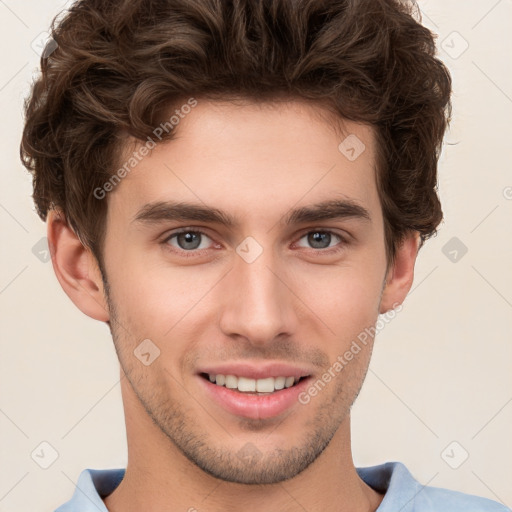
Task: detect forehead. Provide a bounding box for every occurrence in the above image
[109,99,380,226]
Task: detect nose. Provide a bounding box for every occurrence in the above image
[218,249,297,347]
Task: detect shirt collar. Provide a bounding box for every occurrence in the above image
[57,461,421,511]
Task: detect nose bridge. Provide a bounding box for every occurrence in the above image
[218,246,295,344]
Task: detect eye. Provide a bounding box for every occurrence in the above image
[163,229,214,253]
[295,230,346,252]
[161,228,348,258]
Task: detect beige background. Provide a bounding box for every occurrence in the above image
[1,0,511,510]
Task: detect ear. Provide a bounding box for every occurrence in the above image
[379,231,420,314]
[47,209,109,322]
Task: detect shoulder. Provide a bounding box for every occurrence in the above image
[54,468,125,512]
[417,483,510,511]
[356,461,510,512]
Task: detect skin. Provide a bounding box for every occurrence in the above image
[48,99,419,512]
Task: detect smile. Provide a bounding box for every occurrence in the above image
[201,373,308,394]
[197,373,313,420]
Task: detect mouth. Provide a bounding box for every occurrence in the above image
[197,371,313,420]
[199,372,310,395]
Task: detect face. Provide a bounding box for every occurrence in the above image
[101,99,392,484]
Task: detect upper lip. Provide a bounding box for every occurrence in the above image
[197,362,313,381]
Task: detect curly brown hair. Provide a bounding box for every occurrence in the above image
[20,0,451,269]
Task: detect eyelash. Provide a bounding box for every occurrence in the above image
[160,228,349,258]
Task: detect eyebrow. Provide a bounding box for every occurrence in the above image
[131,198,372,228]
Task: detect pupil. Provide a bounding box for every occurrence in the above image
[309,231,330,249]
[178,232,201,250]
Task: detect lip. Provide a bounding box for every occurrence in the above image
[196,361,313,381]
[197,373,313,420]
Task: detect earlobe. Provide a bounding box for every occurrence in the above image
[379,231,420,315]
[47,209,110,322]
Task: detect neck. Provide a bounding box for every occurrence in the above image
[104,370,383,512]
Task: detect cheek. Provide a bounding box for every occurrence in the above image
[295,263,383,330]
[105,257,219,341]
[312,274,380,389]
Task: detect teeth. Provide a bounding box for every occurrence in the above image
[239,376,256,392]
[207,374,303,393]
[255,377,273,393]
[225,375,237,389]
[274,376,286,390]
[285,376,295,388]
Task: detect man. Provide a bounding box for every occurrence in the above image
[20,0,508,510]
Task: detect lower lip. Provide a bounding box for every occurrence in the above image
[197,375,312,420]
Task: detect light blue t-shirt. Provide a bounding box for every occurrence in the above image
[55,461,510,511]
